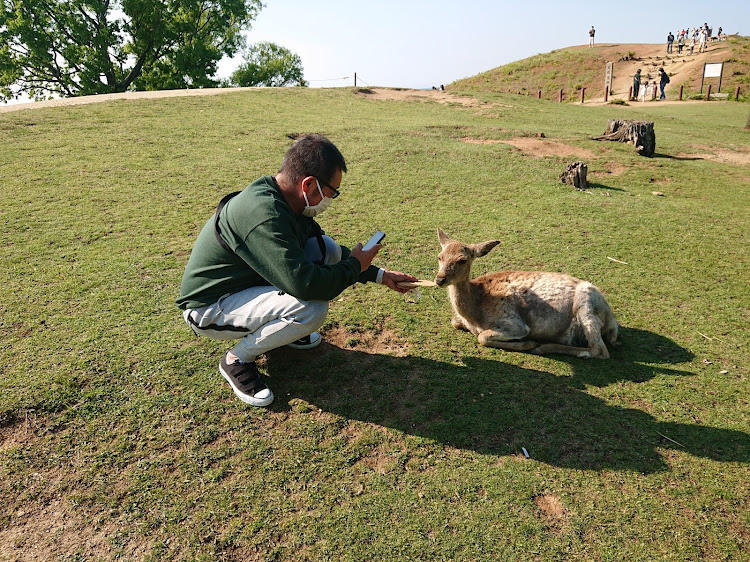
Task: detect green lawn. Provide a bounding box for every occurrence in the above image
[1,88,748,560]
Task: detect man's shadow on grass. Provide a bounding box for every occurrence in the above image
[265,327,749,473]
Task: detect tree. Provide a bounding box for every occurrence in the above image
[229,41,306,87]
[0,0,264,101]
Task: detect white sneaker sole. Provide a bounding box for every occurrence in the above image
[287,331,322,350]
[219,365,274,407]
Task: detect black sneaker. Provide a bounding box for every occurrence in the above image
[219,353,274,407]
[287,331,322,350]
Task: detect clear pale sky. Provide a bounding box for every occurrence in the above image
[220,0,747,89]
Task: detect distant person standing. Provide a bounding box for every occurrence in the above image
[589,26,595,48]
[666,32,674,54]
[633,69,642,100]
[677,33,685,54]
[658,68,670,100]
[698,28,707,52]
[639,81,650,103]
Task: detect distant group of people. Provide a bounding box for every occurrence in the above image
[632,67,670,102]
[667,24,722,55]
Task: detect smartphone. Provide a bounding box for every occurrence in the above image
[362,231,385,251]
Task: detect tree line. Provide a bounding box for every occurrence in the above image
[0,0,306,102]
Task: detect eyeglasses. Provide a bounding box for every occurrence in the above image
[317,178,341,199]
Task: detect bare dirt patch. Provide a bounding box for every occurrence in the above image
[601,162,628,175]
[677,145,750,165]
[534,493,569,531]
[318,323,410,356]
[460,137,506,145]
[497,137,597,159]
[0,505,152,560]
[0,421,153,560]
[354,87,484,108]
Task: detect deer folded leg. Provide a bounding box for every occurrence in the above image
[530,343,596,358]
[478,329,538,350]
[451,315,471,332]
[576,300,611,358]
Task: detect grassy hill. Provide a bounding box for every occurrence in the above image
[1,87,749,559]
[450,35,750,102]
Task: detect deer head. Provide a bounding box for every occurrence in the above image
[434,228,500,287]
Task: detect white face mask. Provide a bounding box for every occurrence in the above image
[301,179,333,217]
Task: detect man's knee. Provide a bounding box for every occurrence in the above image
[300,299,329,330]
[304,235,341,265]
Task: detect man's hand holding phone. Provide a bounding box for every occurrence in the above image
[350,231,385,272]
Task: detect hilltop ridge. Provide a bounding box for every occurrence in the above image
[449,36,750,102]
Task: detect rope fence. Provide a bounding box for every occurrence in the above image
[305,73,371,87]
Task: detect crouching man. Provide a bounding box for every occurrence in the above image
[177,134,416,406]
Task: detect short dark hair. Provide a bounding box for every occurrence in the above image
[280,134,347,185]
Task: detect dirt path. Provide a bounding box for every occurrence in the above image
[0,85,472,114]
[580,40,734,103]
[0,87,269,114]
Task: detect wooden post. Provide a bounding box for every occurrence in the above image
[354,73,357,87]
[538,90,542,99]
[581,88,586,103]
[604,86,609,102]
[559,89,563,102]
[679,85,684,101]
[735,86,741,101]
[705,84,711,101]
[629,86,633,100]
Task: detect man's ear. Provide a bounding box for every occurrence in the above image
[300,176,317,194]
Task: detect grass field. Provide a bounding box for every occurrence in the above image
[1,87,748,560]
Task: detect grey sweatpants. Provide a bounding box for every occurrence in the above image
[183,236,341,362]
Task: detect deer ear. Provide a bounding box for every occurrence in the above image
[437,228,451,248]
[472,240,500,257]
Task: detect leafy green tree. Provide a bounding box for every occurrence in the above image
[229,41,306,87]
[0,0,264,101]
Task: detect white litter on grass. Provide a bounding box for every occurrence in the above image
[607,256,628,264]
[522,447,530,458]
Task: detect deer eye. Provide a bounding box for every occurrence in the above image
[457,258,468,265]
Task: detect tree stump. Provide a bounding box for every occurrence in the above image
[593,119,656,157]
[559,161,588,190]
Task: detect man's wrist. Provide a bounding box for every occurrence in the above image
[376,268,386,284]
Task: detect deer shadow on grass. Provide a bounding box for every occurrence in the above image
[265,327,749,473]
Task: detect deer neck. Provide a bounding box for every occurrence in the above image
[447,280,479,320]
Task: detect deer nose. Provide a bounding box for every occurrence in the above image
[435,276,446,287]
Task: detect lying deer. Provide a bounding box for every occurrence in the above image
[435,228,618,358]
